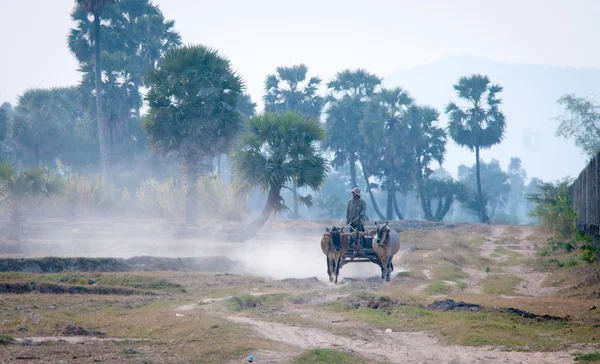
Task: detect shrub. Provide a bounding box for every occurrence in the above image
[527,178,577,241]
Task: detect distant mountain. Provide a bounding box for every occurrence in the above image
[383,55,600,182]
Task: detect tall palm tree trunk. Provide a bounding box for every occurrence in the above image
[292,183,298,218]
[184,156,199,226]
[392,193,404,220]
[475,146,488,223]
[386,160,394,220]
[93,11,109,182]
[361,165,385,220]
[253,187,280,228]
[349,154,358,188]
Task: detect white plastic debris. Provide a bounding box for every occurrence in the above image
[385,328,393,333]
[176,314,185,317]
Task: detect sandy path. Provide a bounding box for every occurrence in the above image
[502,265,562,297]
[227,315,574,364]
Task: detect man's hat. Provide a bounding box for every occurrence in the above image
[350,187,361,196]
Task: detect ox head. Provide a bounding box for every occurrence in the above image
[374,221,390,244]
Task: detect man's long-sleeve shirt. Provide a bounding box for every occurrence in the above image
[346,197,367,225]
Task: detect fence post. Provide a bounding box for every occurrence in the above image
[597,153,600,235]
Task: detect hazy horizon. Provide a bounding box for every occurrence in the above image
[2,0,598,183]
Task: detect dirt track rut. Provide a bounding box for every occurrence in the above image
[227,315,574,364]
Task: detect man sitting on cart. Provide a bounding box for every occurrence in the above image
[346,188,367,254]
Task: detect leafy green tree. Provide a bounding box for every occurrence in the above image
[10,88,93,169]
[143,45,244,226]
[410,106,447,180]
[362,87,414,220]
[555,94,600,157]
[0,162,65,241]
[526,178,576,241]
[324,69,381,189]
[264,64,324,120]
[458,159,510,220]
[405,105,452,221]
[418,178,466,222]
[11,89,68,166]
[446,74,506,223]
[70,0,116,181]
[78,51,143,165]
[263,64,324,217]
[69,0,181,174]
[232,112,329,228]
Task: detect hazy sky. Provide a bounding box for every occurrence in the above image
[1,0,599,180]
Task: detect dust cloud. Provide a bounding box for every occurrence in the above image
[226,230,406,282]
[3,218,404,282]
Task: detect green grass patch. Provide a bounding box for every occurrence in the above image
[0,272,185,293]
[481,274,522,296]
[227,293,287,312]
[432,263,469,282]
[491,247,529,266]
[95,274,185,293]
[0,334,15,345]
[320,300,355,313]
[574,353,600,363]
[426,281,449,295]
[295,348,364,364]
[457,282,468,290]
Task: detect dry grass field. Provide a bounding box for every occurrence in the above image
[1,218,599,363]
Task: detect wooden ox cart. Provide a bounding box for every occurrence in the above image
[321,223,400,283]
[339,231,380,267]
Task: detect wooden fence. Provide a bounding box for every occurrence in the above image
[570,152,600,239]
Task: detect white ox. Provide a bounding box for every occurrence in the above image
[372,222,400,281]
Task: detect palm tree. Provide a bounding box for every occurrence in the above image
[143,45,244,226]
[418,178,466,222]
[264,64,324,120]
[232,112,329,228]
[11,89,68,166]
[69,0,181,173]
[0,162,65,241]
[407,105,448,220]
[446,74,506,223]
[78,51,142,166]
[324,69,383,218]
[263,64,324,217]
[362,87,414,220]
[112,0,182,113]
[71,0,116,181]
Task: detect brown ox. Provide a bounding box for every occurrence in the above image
[320,226,349,283]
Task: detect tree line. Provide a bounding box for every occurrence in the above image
[1,0,546,228]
